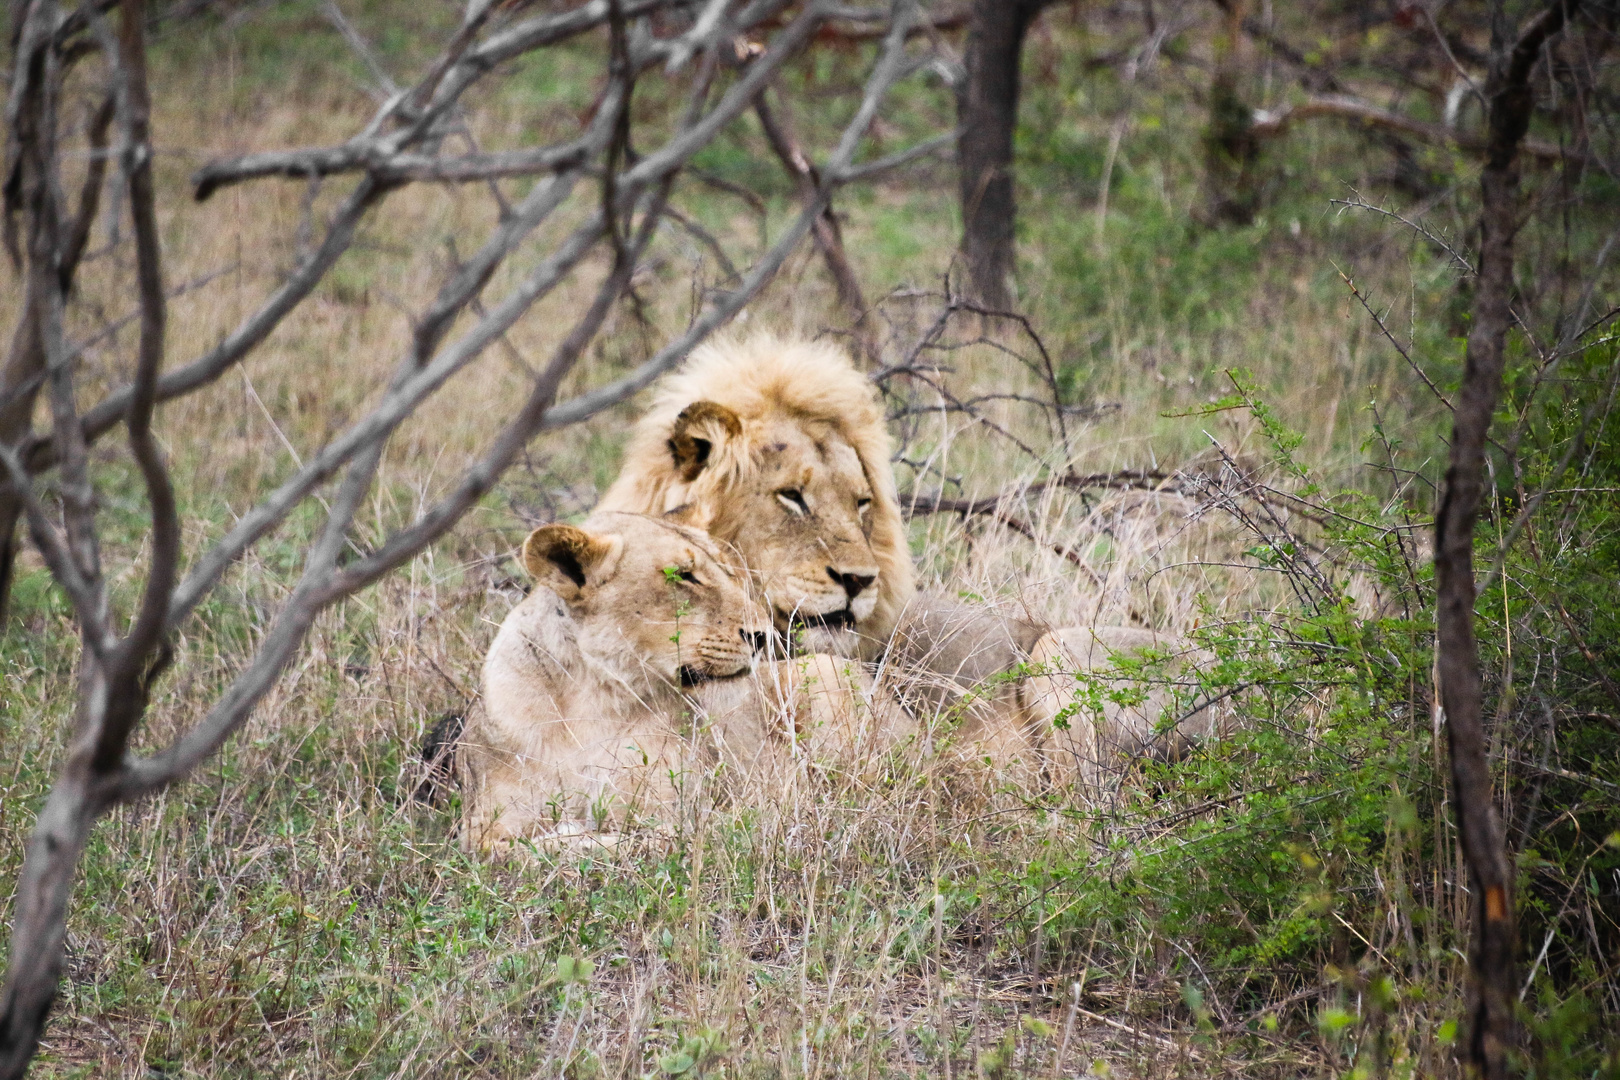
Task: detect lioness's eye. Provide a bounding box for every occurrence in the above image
[856,497,872,517]
[776,489,809,515]
[663,565,702,586]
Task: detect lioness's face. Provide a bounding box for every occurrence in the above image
[523,514,770,688]
[693,418,883,657]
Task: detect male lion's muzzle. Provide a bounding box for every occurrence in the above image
[679,664,751,687]
[796,608,856,630]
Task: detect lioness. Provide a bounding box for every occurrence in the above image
[459,512,770,850]
[597,335,914,661]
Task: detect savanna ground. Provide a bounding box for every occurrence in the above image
[3,3,1619,1077]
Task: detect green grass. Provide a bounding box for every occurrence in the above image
[5,3,1620,1077]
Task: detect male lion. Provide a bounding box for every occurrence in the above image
[597,335,914,661]
[598,335,1201,790]
[459,512,770,850]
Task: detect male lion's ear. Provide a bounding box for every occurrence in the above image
[521,524,625,602]
[667,401,742,483]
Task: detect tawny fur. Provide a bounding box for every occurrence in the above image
[888,599,1210,795]
[886,594,1050,782]
[695,652,915,783]
[459,513,770,851]
[1019,626,1213,796]
[598,335,915,661]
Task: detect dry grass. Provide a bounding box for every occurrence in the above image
[0,7,1471,1078]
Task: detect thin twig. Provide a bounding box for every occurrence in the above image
[1333,263,1453,411]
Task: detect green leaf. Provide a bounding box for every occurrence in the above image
[1317,1006,1355,1034]
[658,1050,696,1074]
[1021,1015,1056,1039]
[556,955,594,984]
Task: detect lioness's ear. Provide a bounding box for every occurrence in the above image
[667,401,742,483]
[521,524,625,602]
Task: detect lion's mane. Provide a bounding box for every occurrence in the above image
[601,335,915,658]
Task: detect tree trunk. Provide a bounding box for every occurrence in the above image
[1201,0,1260,226]
[956,0,1049,309]
[0,314,45,626]
[1,74,112,626]
[0,738,113,1079]
[1433,4,1576,1077]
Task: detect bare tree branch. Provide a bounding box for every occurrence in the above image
[0,0,118,1063]
[0,445,111,655]
[23,176,389,475]
[901,488,1105,583]
[830,129,953,183]
[1333,264,1454,411]
[96,0,178,769]
[188,0,779,201]
[0,4,940,1071]
[191,130,598,192]
[24,2,823,480]
[320,0,400,101]
[541,185,828,429]
[58,92,114,289]
[0,0,95,622]
[164,179,601,633]
[1250,91,1576,163]
[754,83,867,315]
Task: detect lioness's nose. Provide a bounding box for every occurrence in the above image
[827,567,876,599]
[742,629,771,654]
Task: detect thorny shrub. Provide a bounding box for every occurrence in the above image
[1008,361,1620,1077]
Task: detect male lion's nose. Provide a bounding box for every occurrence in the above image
[742,629,771,654]
[827,567,876,600]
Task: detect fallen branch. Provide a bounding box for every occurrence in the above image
[904,490,1099,581]
[898,469,1197,583]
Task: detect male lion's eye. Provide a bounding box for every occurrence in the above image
[663,566,703,586]
[856,498,872,517]
[776,489,809,515]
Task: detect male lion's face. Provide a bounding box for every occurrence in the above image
[667,405,884,657]
[523,513,770,688]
